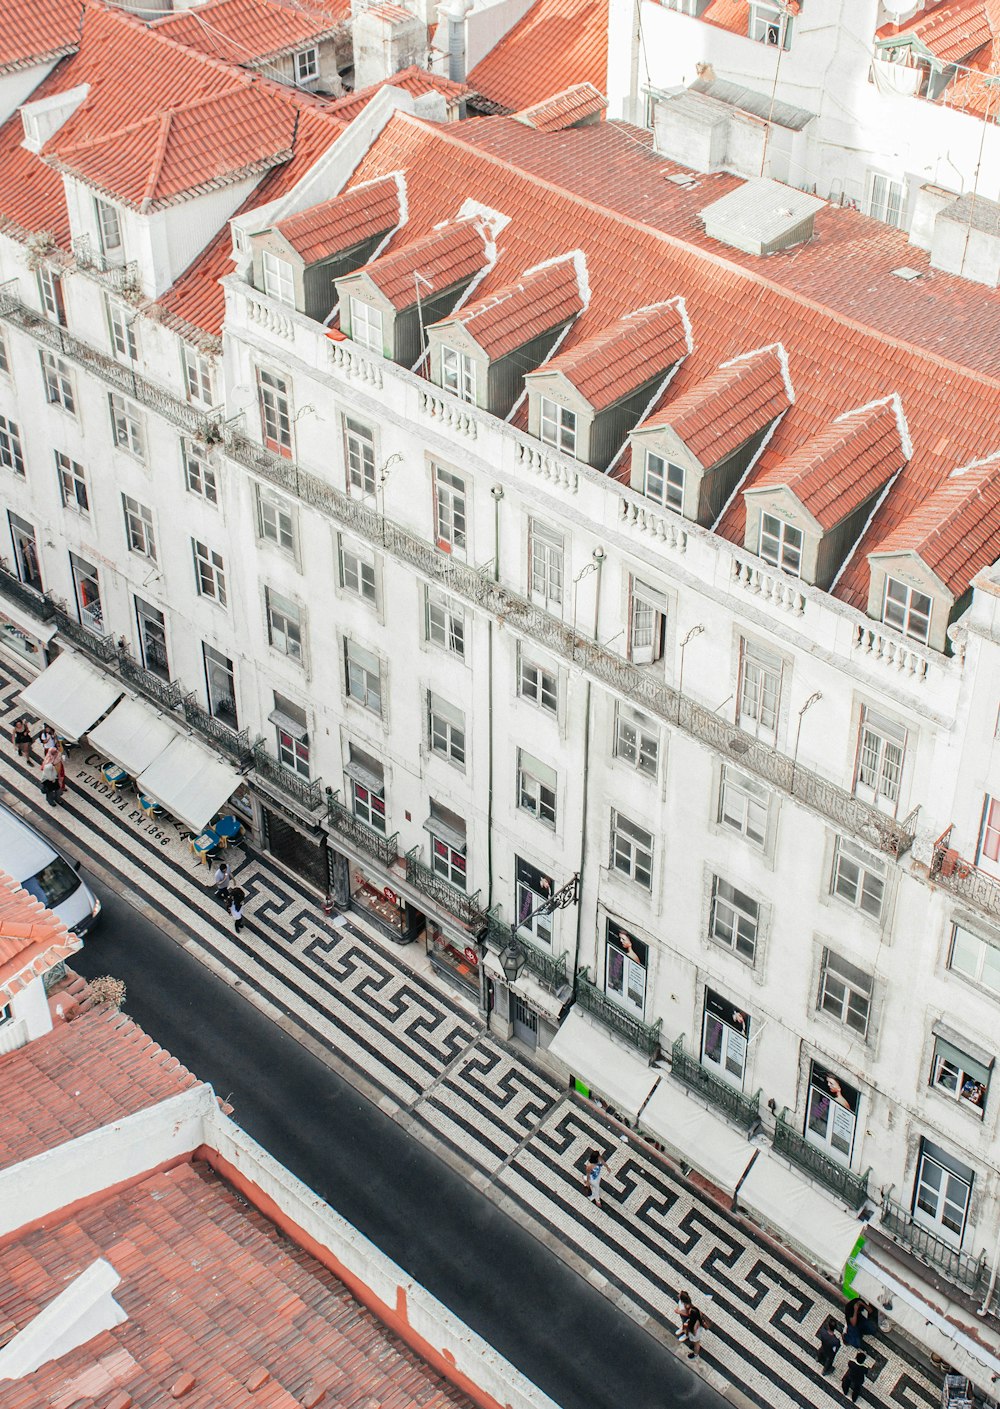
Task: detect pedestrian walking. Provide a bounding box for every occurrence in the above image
[38,723,55,755]
[675,1290,693,1340]
[842,1352,867,1402]
[213,861,232,906]
[54,740,67,793]
[685,1305,708,1361]
[817,1315,842,1375]
[584,1148,605,1208]
[12,717,35,767]
[40,755,59,806]
[228,885,246,933]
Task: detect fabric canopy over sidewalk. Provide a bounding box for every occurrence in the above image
[639,1077,757,1195]
[736,1149,866,1278]
[88,697,181,778]
[136,735,242,834]
[19,653,122,742]
[548,1009,659,1120]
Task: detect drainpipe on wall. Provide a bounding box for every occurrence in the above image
[572,547,605,995]
[486,485,503,914]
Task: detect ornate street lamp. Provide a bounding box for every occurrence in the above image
[498,872,582,984]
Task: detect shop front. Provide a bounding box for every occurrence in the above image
[427,919,483,1002]
[260,803,329,893]
[346,860,422,943]
[0,600,55,666]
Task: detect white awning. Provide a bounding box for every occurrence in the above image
[548,1009,659,1121]
[0,599,57,644]
[736,1149,866,1278]
[639,1078,757,1195]
[88,697,181,778]
[136,735,242,833]
[19,653,122,742]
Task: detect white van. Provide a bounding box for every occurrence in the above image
[0,800,101,935]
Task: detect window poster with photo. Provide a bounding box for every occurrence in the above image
[807,1062,860,1161]
[702,989,750,1086]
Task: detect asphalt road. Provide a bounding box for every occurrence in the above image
[74,885,728,1409]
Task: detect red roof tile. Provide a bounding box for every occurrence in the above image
[359,217,491,309]
[935,38,1000,115]
[0,0,82,75]
[0,871,80,1003]
[275,174,401,263]
[878,0,991,63]
[324,65,470,123]
[535,300,690,410]
[869,454,1000,593]
[466,0,608,111]
[515,82,607,130]
[433,253,585,359]
[698,0,750,37]
[748,399,908,530]
[153,0,348,65]
[640,345,791,466]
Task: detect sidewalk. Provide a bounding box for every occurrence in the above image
[0,655,938,1409]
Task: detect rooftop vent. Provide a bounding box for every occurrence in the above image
[666,172,699,188]
[891,266,923,280]
[699,177,825,256]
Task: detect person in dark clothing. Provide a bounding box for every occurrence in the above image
[229,886,246,933]
[845,1299,878,1348]
[12,718,35,767]
[817,1316,841,1374]
[842,1352,867,1402]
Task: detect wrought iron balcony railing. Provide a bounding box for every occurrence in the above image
[0,561,53,621]
[47,601,117,662]
[670,1035,761,1131]
[225,431,916,859]
[480,911,571,992]
[72,236,141,296]
[116,651,184,712]
[774,1110,870,1209]
[931,834,1000,923]
[252,741,324,814]
[575,968,662,1058]
[879,1195,988,1300]
[181,694,254,768]
[404,846,486,929]
[326,790,399,867]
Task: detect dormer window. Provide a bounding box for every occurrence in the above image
[749,1,792,47]
[184,345,215,406]
[38,267,66,327]
[882,576,931,644]
[262,251,294,307]
[294,47,319,85]
[759,513,802,576]
[540,398,576,457]
[95,199,124,265]
[351,298,383,354]
[644,452,685,512]
[442,346,476,404]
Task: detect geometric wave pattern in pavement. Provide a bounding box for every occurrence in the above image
[0,657,937,1409]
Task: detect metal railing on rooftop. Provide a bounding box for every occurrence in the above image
[670,1035,761,1130]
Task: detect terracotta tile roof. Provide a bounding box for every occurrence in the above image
[275,174,401,263]
[432,253,585,359]
[696,0,748,34]
[0,1161,474,1409]
[0,871,81,1004]
[0,1004,200,1170]
[515,82,607,131]
[325,65,470,123]
[639,345,792,466]
[466,0,608,112]
[153,0,348,65]
[878,0,991,63]
[534,300,690,411]
[365,1,416,21]
[748,399,908,530]
[360,217,492,309]
[0,0,82,75]
[869,454,1000,594]
[935,39,1000,115]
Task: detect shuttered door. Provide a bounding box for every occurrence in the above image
[262,807,328,893]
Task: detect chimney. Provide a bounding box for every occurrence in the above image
[930,193,1000,288]
[908,183,959,252]
[352,3,428,88]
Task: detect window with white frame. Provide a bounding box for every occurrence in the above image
[182,439,218,503]
[183,345,214,405]
[428,800,467,889]
[855,707,905,808]
[831,836,886,919]
[95,197,124,262]
[517,749,556,827]
[615,703,659,778]
[930,1034,990,1116]
[257,485,297,556]
[347,743,386,833]
[515,857,554,948]
[38,266,66,325]
[749,1,792,46]
[193,539,226,605]
[9,512,41,589]
[818,947,873,1036]
[339,534,377,604]
[610,811,653,889]
[258,368,292,455]
[122,494,156,560]
[0,416,24,476]
[204,643,236,724]
[425,586,465,656]
[109,393,145,459]
[719,765,769,845]
[350,297,383,354]
[949,922,1000,996]
[441,345,476,404]
[262,251,295,307]
[56,452,88,512]
[106,299,137,361]
[528,519,564,608]
[428,691,465,768]
[806,1062,860,1163]
[135,596,168,679]
[913,1139,973,1244]
[882,576,931,644]
[702,989,750,1088]
[644,451,685,512]
[629,578,666,665]
[265,587,303,660]
[294,46,319,83]
[710,877,760,961]
[344,417,376,495]
[866,171,906,229]
[40,351,74,413]
[759,512,803,576]
[738,640,781,739]
[518,648,558,713]
[539,397,577,456]
[433,464,467,553]
[345,638,381,714]
[272,693,309,777]
[70,552,102,634]
[605,919,648,1015]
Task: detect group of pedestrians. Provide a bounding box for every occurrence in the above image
[13,717,66,806]
[212,861,246,932]
[816,1297,879,1401]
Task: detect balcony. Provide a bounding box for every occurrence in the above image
[404,847,486,930]
[224,430,917,860]
[72,236,142,297]
[931,832,1000,923]
[670,1035,761,1131]
[575,968,662,1058]
[326,790,399,867]
[252,741,324,815]
[47,601,116,662]
[879,1195,990,1303]
[773,1110,870,1210]
[0,561,53,622]
[117,651,184,713]
[182,695,254,768]
[481,912,571,993]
